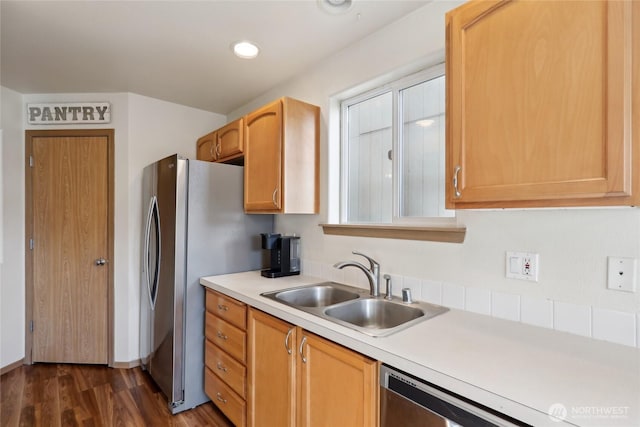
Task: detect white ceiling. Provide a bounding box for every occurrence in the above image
[1,0,429,115]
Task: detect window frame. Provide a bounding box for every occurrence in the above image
[339,63,455,226]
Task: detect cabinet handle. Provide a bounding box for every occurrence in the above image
[217,304,229,312]
[209,142,215,159]
[216,392,227,404]
[271,188,278,207]
[216,330,228,340]
[299,336,307,363]
[453,165,462,198]
[216,362,227,372]
[216,141,222,157]
[284,328,293,355]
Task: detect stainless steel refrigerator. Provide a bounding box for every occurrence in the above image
[139,154,273,414]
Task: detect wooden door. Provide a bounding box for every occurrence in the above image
[247,309,296,427]
[28,131,111,364]
[244,100,282,212]
[446,0,634,208]
[297,331,378,427]
[216,118,244,162]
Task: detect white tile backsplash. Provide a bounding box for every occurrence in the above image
[325,263,345,283]
[308,261,638,348]
[421,279,442,305]
[342,266,368,289]
[491,292,520,321]
[638,313,640,349]
[520,297,553,329]
[592,308,637,347]
[302,259,322,279]
[442,282,465,309]
[554,301,592,338]
[465,288,491,315]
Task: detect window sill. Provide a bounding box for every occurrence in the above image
[320,223,466,243]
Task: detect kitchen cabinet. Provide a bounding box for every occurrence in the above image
[244,97,319,214]
[205,289,248,427]
[215,118,244,164]
[196,130,216,162]
[247,308,378,427]
[196,118,244,164]
[446,0,639,208]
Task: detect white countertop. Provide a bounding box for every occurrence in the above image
[201,271,640,427]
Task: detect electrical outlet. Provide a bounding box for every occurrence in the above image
[506,252,539,282]
[607,257,636,292]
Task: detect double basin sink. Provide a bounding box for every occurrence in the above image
[261,282,448,337]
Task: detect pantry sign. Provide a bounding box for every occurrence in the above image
[27,102,111,124]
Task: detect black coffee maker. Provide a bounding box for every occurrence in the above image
[260,233,301,278]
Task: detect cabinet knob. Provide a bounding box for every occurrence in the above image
[217,304,229,312]
[216,392,227,404]
[216,330,228,341]
[216,362,227,372]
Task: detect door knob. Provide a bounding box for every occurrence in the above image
[95,258,108,266]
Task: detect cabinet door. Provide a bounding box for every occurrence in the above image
[196,131,216,162]
[447,0,634,207]
[247,309,296,427]
[216,118,244,163]
[244,100,282,212]
[298,331,378,427]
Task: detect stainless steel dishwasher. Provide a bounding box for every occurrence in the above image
[380,365,530,427]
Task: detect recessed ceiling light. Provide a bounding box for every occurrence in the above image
[317,0,353,15]
[232,41,260,59]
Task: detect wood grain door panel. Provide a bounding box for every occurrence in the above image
[31,135,109,364]
[297,331,377,427]
[447,0,634,206]
[244,100,282,211]
[247,309,296,427]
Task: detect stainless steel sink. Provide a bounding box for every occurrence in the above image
[324,299,424,329]
[268,282,361,307]
[261,282,448,337]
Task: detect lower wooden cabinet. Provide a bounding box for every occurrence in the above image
[247,308,378,427]
[205,289,248,427]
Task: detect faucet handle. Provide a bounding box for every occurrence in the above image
[352,251,379,270]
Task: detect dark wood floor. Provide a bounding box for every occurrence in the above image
[0,363,233,427]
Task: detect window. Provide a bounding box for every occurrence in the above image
[340,64,453,225]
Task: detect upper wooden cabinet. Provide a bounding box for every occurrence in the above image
[196,130,216,162]
[244,97,319,214]
[216,118,244,163]
[196,119,243,164]
[446,0,639,208]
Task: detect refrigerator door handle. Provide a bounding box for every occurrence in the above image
[144,195,161,310]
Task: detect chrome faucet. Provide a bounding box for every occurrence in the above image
[334,251,381,297]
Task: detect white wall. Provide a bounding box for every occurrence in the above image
[126,93,226,361]
[0,89,224,367]
[1,86,25,367]
[230,1,640,347]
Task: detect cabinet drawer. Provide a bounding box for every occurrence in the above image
[206,312,246,363]
[206,290,247,330]
[205,367,246,427]
[206,339,246,398]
